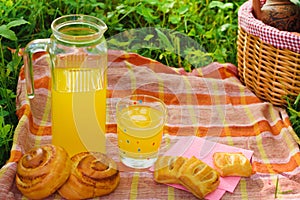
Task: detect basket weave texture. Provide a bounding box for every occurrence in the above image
[237,1,300,107]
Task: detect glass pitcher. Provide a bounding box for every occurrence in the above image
[24,15,108,156]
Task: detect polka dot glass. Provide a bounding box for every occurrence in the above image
[116,94,167,168]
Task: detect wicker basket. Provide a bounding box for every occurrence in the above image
[237,3,300,107]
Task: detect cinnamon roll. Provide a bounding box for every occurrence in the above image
[15,144,71,199]
[58,152,120,199]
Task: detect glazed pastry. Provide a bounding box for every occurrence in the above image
[154,156,187,184]
[58,152,120,199]
[15,144,71,199]
[178,156,220,199]
[213,152,253,177]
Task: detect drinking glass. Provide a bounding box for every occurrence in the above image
[116,94,167,168]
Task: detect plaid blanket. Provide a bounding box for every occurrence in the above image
[0,50,300,199]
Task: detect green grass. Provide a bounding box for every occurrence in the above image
[286,94,300,136]
[0,0,249,167]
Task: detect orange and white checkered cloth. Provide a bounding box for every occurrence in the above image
[1,50,300,199]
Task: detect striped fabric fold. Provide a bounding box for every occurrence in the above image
[0,49,300,199]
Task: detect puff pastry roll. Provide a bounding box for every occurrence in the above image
[213,152,253,177]
[178,156,220,199]
[154,156,187,184]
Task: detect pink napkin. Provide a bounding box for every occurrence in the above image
[155,136,254,200]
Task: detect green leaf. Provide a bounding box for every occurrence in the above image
[220,23,232,32]
[144,34,154,41]
[146,0,160,6]
[209,1,224,9]
[136,5,158,23]
[188,28,196,37]
[223,3,234,10]
[1,124,11,135]
[290,0,300,6]
[155,29,174,52]
[0,110,9,117]
[178,5,189,15]
[0,25,9,33]
[204,29,214,39]
[209,1,233,10]
[169,15,181,24]
[214,47,227,62]
[107,38,131,47]
[159,1,175,13]
[294,93,300,107]
[6,19,29,29]
[0,25,17,41]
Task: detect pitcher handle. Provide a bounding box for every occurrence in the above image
[24,39,50,99]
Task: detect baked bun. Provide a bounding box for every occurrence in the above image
[58,152,120,199]
[213,152,253,177]
[154,156,187,184]
[15,144,71,199]
[178,156,220,199]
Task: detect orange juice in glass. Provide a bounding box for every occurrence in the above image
[23,15,108,156]
[116,95,167,168]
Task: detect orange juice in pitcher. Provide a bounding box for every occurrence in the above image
[24,15,108,156]
[51,68,107,156]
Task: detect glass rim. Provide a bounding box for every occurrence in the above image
[51,14,107,44]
